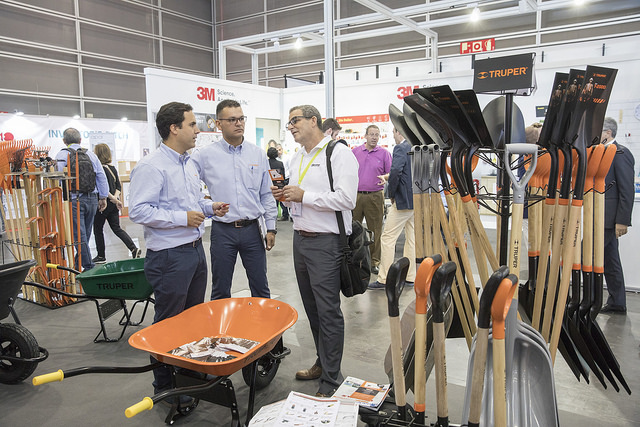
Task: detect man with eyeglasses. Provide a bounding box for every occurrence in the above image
[272,105,358,397]
[191,99,278,301]
[352,124,392,275]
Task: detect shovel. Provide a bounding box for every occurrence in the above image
[413,254,442,425]
[490,273,519,427]
[462,265,509,427]
[429,261,456,427]
[384,257,411,420]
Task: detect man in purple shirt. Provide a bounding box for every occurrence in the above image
[352,124,392,274]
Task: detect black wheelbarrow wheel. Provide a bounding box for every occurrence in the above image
[241,353,280,390]
[0,323,40,384]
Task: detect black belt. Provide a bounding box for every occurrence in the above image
[296,230,335,238]
[177,238,202,248]
[358,190,382,194]
[220,219,258,228]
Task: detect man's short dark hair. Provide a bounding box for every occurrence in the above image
[322,118,342,133]
[62,128,82,145]
[602,117,617,139]
[267,147,279,160]
[289,105,322,130]
[216,99,241,117]
[156,102,192,141]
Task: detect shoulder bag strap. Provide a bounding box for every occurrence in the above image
[326,140,348,247]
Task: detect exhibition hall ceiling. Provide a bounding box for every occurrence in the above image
[0,0,638,119]
[217,0,640,85]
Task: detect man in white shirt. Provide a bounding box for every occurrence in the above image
[271,105,358,397]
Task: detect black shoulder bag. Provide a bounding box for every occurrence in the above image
[326,140,373,297]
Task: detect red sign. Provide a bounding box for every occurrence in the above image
[460,38,495,55]
[336,114,390,124]
[196,86,215,101]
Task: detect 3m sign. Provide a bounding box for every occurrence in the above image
[196,86,216,101]
[460,38,495,55]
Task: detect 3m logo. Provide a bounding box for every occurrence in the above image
[477,72,489,79]
[196,87,215,101]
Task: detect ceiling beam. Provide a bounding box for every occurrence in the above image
[353,0,438,38]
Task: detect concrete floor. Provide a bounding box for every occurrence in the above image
[1,217,638,426]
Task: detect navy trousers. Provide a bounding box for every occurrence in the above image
[604,228,626,308]
[209,221,269,300]
[71,193,98,271]
[144,240,208,393]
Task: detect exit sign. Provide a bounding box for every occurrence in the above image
[460,38,495,54]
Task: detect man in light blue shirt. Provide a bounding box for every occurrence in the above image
[191,99,278,300]
[55,128,109,271]
[129,101,228,397]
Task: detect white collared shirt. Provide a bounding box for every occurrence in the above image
[289,136,359,234]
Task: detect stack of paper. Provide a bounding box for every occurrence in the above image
[331,376,391,411]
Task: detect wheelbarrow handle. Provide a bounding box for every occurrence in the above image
[32,369,64,385]
[46,263,81,275]
[125,397,154,418]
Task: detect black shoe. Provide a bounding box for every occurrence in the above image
[92,256,106,264]
[600,304,626,314]
[371,266,379,275]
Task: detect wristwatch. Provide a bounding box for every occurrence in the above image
[267,229,277,235]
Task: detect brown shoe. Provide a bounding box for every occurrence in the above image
[295,364,322,380]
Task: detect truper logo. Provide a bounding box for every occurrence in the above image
[477,67,529,80]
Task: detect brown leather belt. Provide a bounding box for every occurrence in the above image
[177,238,202,248]
[358,190,382,194]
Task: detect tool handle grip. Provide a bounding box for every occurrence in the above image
[45,263,80,275]
[32,369,64,385]
[125,397,153,418]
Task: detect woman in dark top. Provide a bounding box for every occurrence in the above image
[267,146,289,221]
[92,143,141,263]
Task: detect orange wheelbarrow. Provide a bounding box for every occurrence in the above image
[33,297,297,425]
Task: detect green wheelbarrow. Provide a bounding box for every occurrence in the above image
[25,258,154,343]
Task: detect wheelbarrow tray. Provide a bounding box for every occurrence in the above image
[128,297,298,377]
[77,258,151,300]
[1,260,37,320]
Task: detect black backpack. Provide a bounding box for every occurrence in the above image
[63,147,96,194]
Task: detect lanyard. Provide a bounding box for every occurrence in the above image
[298,142,328,185]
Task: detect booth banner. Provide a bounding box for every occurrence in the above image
[0,113,146,161]
[473,52,536,95]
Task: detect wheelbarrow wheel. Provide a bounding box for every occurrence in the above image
[0,323,40,384]
[241,354,279,390]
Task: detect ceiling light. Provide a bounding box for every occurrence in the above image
[14,110,24,115]
[73,114,80,119]
[470,6,481,22]
[121,117,128,122]
[271,37,280,49]
[294,34,302,49]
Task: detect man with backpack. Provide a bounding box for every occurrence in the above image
[55,127,109,271]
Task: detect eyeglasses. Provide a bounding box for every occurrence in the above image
[286,115,309,128]
[218,116,247,124]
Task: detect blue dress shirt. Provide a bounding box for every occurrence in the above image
[129,144,214,251]
[190,139,277,231]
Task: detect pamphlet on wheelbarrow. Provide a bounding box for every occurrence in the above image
[170,336,259,363]
[331,376,391,410]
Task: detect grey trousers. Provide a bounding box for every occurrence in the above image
[293,231,344,394]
